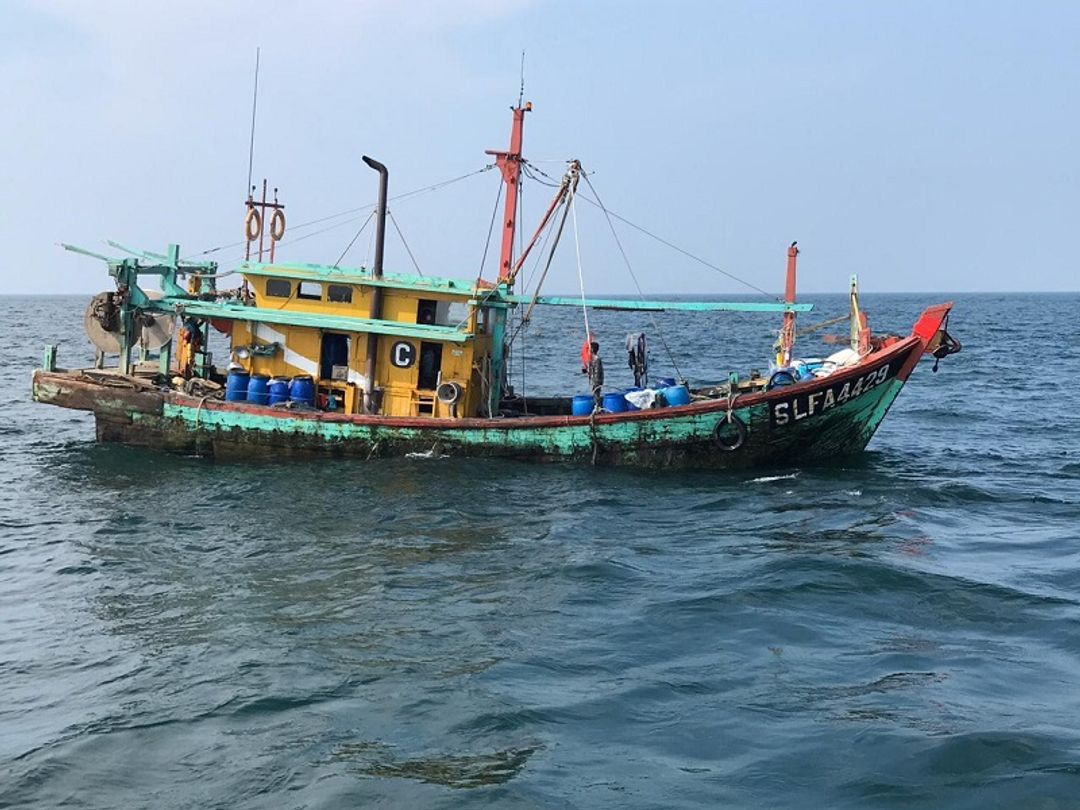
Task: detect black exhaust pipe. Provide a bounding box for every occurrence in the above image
[362,156,388,280]
[362,156,388,412]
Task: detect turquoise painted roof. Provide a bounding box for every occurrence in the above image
[238,262,489,298]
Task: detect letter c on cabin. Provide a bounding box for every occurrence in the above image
[391,341,416,368]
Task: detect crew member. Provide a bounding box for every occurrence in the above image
[584,341,604,406]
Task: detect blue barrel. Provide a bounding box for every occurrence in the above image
[657,376,677,388]
[267,377,290,405]
[289,375,315,406]
[225,369,250,402]
[624,386,642,411]
[246,374,270,405]
[571,394,595,416]
[662,384,691,407]
[602,392,628,413]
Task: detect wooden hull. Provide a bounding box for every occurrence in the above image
[32,336,927,469]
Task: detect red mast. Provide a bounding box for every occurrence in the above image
[486,102,531,284]
[777,241,799,367]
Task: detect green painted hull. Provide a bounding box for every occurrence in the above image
[32,337,922,469]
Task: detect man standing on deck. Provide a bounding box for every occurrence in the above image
[585,341,604,407]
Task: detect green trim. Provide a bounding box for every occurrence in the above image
[504,295,813,313]
[159,299,473,343]
[239,262,485,297]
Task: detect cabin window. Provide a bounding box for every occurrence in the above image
[446,302,470,328]
[298,281,323,300]
[327,284,353,303]
[416,299,438,325]
[265,279,291,298]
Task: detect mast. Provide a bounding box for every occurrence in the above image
[486,101,531,284]
[480,102,530,416]
[777,241,799,367]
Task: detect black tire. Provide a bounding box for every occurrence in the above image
[714,414,747,451]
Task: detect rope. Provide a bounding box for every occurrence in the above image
[387,209,424,276]
[569,184,591,347]
[582,171,684,382]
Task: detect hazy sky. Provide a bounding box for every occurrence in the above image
[2,0,1077,296]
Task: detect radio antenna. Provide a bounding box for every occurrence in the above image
[518,50,526,108]
[246,47,261,195]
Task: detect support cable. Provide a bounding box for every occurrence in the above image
[523,161,776,299]
[582,171,684,382]
[387,209,424,276]
[476,179,504,281]
[331,209,375,268]
[187,164,495,261]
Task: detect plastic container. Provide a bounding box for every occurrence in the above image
[623,387,642,411]
[246,374,270,405]
[602,392,628,413]
[225,369,250,402]
[289,375,316,406]
[571,394,595,416]
[766,369,798,391]
[662,384,691,407]
[267,378,290,405]
[657,376,677,388]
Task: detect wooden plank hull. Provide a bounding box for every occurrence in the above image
[32,336,925,469]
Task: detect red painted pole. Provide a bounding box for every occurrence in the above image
[486,102,530,284]
[778,242,799,366]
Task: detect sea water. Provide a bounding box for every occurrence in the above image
[2,293,1079,808]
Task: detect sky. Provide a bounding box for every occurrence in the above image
[1,0,1077,297]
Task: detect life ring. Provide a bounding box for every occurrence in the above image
[244,208,262,242]
[270,208,286,242]
[714,414,747,451]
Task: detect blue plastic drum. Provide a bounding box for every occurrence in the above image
[289,375,315,406]
[662,384,691,407]
[246,374,270,405]
[267,378,290,405]
[657,376,677,388]
[571,394,595,416]
[602,392,628,413]
[623,387,642,411]
[225,369,250,402]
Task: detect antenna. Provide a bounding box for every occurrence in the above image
[518,50,526,108]
[246,47,260,195]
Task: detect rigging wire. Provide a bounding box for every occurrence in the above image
[581,171,684,381]
[245,47,260,197]
[476,178,504,281]
[387,209,424,277]
[186,164,495,261]
[523,162,777,299]
[331,209,375,268]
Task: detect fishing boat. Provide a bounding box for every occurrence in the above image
[31,102,960,468]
